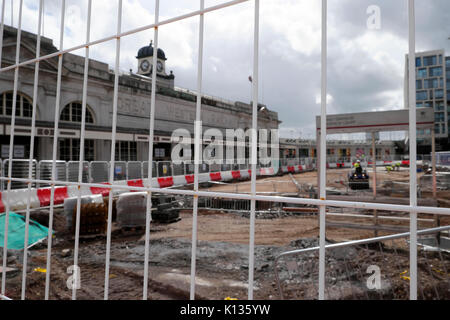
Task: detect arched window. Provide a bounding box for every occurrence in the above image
[59,102,95,161]
[60,102,94,123]
[0,91,34,118]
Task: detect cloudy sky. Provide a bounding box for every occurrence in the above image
[7,0,450,139]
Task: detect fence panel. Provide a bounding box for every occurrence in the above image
[274,226,450,300]
[172,162,185,176]
[3,159,37,189]
[143,161,157,178]
[113,161,127,181]
[67,161,90,183]
[90,161,109,183]
[127,161,143,180]
[38,160,67,187]
[157,161,172,177]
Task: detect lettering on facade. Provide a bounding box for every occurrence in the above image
[326,115,357,127]
[118,96,150,116]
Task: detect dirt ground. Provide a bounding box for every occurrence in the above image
[1,168,449,300]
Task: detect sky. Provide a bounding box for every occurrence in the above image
[7,0,450,140]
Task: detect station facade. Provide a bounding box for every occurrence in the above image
[0,26,280,163]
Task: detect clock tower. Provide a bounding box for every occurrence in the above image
[136,41,170,77]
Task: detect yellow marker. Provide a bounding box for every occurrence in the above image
[33,267,47,273]
[432,268,444,275]
[224,297,238,300]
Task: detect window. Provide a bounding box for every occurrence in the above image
[446,57,450,68]
[60,102,94,123]
[439,55,443,65]
[0,91,34,118]
[429,66,443,77]
[424,78,438,89]
[59,138,95,161]
[416,91,428,101]
[435,123,440,134]
[424,101,433,108]
[115,141,137,161]
[416,80,422,90]
[423,55,437,66]
[415,57,421,67]
[435,101,445,111]
[417,68,427,78]
[416,102,423,108]
[435,89,444,99]
[435,112,445,123]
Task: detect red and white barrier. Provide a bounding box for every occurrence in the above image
[0,167,277,213]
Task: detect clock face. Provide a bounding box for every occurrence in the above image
[140,60,150,72]
[157,60,163,72]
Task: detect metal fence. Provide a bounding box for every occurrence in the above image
[274,226,450,300]
[0,159,265,190]
[0,0,449,302]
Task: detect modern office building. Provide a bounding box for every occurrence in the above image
[405,49,450,153]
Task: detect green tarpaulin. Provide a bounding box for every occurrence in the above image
[0,212,49,250]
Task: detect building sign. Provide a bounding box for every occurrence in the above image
[2,145,25,158]
[316,109,434,134]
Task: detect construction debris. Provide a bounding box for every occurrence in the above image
[0,212,50,250]
[72,202,108,236]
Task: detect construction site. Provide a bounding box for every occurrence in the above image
[1,160,449,300]
[1,0,450,303]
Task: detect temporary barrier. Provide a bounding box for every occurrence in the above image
[38,160,67,187]
[90,162,109,183]
[127,161,143,180]
[2,159,37,190]
[114,161,127,181]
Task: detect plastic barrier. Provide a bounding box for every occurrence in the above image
[157,177,174,188]
[0,193,4,213]
[1,167,277,213]
[37,186,68,207]
[116,192,147,227]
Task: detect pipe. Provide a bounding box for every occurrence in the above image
[143,0,159,300]
[190,0,205,301]
[248,0,259,300]
[408,0,417,301]
[1,0,22,296]
[21,0,43,300]
[45,0,66,300]
[72,0,92,300]
[318,0,327,300]
[104,0,122,301]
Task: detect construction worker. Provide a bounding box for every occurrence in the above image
[354,160,362,175]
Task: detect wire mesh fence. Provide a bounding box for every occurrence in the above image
[274,226,450,300]
[0,0,449,301]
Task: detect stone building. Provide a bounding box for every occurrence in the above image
[0,26,280,162]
